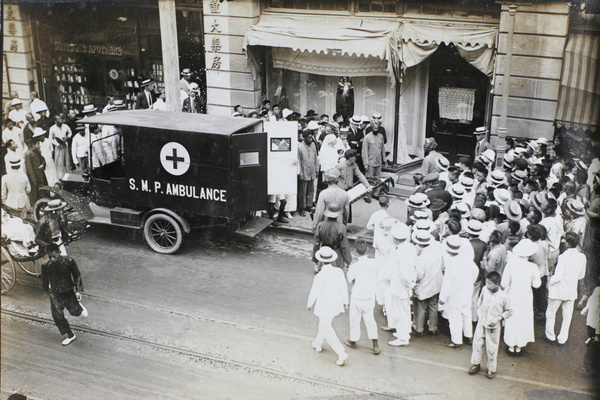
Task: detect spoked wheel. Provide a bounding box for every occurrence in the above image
[33,197,52,222]
[16,254,48,277]
[143,213,183,254]
[1,247,17,295]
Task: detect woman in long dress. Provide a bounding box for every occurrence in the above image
[39,129,59,186]
[502,239,541,354]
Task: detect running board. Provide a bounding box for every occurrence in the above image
[236,216,273,237]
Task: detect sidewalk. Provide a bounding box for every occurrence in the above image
[270,172,410,243]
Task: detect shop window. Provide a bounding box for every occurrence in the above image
[404,0,500,19]
[358,0,398,13]
[268,0,349,11]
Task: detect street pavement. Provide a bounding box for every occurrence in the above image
[1,225,598,400]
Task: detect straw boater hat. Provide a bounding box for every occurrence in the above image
[480,149,496,165]
[413,210,429,220]
[391,223,410,240]
[180,68,192,76]
[32,127,46,139]
[315,246,338,263]
[488,170,508,187]
[282,108,293,119]
[465,219,483,236]
[11,98,23,106]
[503,153,515,169]
[512,169,528,182]
[453,202,471,218]
[8,155,21,168]
[436,156,450,171]
[449,183,465,200]
[536,137,549,146]
[566,199,586,216]
[459,175,475,191]
[513,239,538,258]
[82,104,97,114]
[406,193,430,209]
[350,115,362,125]
[473,126,488,135]
[470,208,487,222]
[443,235,461,255]
[412,230,432,246]
[414,219,436,233]
[324,201,343,218]
[531,193,546,212]
[109,100,126,111]
[493,188,511,205]
[36,104,49,114]
[504,200,523,221]
[141,78,153,87]
[44,199,68,213]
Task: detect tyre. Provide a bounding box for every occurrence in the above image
[1,247,17,295]
[143,213,183,254]
[17,254,47,277]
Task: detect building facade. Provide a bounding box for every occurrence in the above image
[3,0,598,163]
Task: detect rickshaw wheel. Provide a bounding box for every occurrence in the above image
[16,254,47,277]
[1,247,17,295]
[144,213,183,254]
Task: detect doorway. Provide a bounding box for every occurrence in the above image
[425,44,491,163]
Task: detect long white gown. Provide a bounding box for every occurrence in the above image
[502,255,541,347]
[40,137,59,186]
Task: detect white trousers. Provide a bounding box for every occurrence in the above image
[471,322,501,373]
[387,297,411,342]
[444,305,473,344]
[349,297,378,341]
[314,316,345,356]
[545,298,574,344]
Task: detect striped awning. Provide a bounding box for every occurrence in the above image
[555,33,600,132]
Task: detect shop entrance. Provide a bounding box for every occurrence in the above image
[425,44,491,163]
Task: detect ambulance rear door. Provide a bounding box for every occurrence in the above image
[230,131,268,214]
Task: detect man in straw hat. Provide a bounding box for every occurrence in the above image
[71,125,89,173]
[439,235,478,349]
[307,246,349,366]
[23,128,47,204]
[312,168,349,231]
[35,199,69,255]
[468,271,512,380]
[412,229,444,337]
[182,82,202,113]
[501,239,541,355]
[473,126,492,159]
[564,199,587,251]
[41,243,88,346]
[2,154,31,211]
[344,239,381,355]
[8,98,28,126]
[312,201,352,272]
[385,223,417,346]
[546,232,587,345]
[135,79,155,109]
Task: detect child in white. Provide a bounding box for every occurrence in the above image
[307,246,350,366]
[344,239,380,354]
[469,271,513,379]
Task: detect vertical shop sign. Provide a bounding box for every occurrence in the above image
[209,0,221,13]
[209,19,223,71]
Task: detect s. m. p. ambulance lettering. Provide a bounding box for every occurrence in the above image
[128,178,226,202]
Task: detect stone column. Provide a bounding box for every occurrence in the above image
[158,0,181,112]
[203,0,261,116]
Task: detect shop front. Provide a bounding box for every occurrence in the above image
[244,13,498,165]
[19,1,205,115]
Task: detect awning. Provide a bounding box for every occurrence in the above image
[555,33,600,132]
[243,14,399,80]
[398,22,498,78]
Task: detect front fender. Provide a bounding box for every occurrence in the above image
[144,208,191,234]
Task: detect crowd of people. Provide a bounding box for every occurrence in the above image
[307,132,599,378]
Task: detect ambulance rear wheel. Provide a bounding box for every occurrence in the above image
[144,214,183,254]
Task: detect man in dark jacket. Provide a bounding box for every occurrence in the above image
[312,201,352,273]
[41,243,88,345]
[24,131,47,204]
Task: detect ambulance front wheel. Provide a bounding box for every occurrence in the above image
[144,213,183,254]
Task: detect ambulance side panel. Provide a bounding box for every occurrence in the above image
[230,132,268,214]
[121,126,233,218]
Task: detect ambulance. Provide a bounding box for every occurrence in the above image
[55,110,298,254]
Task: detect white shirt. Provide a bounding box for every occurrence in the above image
[2,126,25,155]
[414,242,444,300]
[548,248,586,300]
[8,109,28,125]
[72,133,89,163]
[347,255,378,300]
[540,214,564,252]
[49,124,71,147]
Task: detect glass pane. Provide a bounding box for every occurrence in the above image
[383,0,397,13]
[282,0,294,8]
[358,0,371,12]
[321,0,335,10]
[307,0,320,10]
[335,0,349,11]
[295,0,308,8]
[269,0,283,8]
[240,151,259,166]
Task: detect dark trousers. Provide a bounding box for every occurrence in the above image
[49,289,82,336]
[298,179,315,211]
[533,276,548,316]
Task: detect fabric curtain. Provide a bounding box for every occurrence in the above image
[555,33,600,132]
[271,48,389,77]
[398,61,429,161]
[353,76,396,160]
[398,23,497,78]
